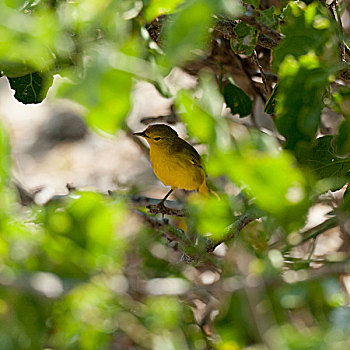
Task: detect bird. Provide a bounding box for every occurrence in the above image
[133,124,210,208]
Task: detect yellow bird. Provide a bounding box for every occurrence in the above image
[133,124,210,207]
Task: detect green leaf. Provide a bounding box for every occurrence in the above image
[163,0,214,66]
[264,82,279,114]
[273,2,338,71]
[224,83,252,118]
[8,72,53,104]
[0,123,11,191]
[242,0,260,9]
[144,0,185,21]
[343,185,350,211]
[0,4,59,72]
[208,132,310,231]
[275,54,330,156]
[332,87,350,118]
[335,119,350,155]
[42,192,127,277]
[301,136,350,183]
[58,66,133,134]
[176,90,216,143]
[258,7,277,29]
[231,23,258,56]
[272,2,340,159]
[189,195,232,241]
[87,70,133,134]
[144,296,182,330]
[0,60,36,78]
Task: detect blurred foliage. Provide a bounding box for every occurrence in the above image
[0,0,350,349]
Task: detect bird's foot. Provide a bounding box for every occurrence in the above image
[146,201,186,217]
[157,200,167,211]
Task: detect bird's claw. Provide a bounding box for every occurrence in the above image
[146,201,186,217]
[156,201,167,211]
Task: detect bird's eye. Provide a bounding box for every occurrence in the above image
[154,137,161,141]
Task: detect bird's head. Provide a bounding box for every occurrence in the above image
[133,124,178,147]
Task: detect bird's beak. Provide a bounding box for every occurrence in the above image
[133,131,149,138]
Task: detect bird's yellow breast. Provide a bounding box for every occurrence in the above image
[149,145,205,191]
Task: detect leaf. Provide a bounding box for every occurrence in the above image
[163,0,213,66]
[0,5,58,72]
[87,70,133,134]
[264,82,279,114]
[208,132,310,231]
[144,0,185,21]
[332,87,350,118]
[176,73,224,144]
[0,60,36,78]
[242,0,260,9]
[42,192,127,277]
[224,83,252,117]
[335,119,350,155]
[275,54,331,157]
[0,122,11,191]
[58,65,133,134]
[176,90,216,143]
[302,136,350,182]
[272,2,339,158]
[343,186,350,212]
[273,2,338,71]
[189,195,232,241]
[231,22,258,56]
[8,72,53,104]
[258,7,277,29]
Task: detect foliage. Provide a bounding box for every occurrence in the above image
[0,0,350,349]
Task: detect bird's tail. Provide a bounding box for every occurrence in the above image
[199,181,219,199]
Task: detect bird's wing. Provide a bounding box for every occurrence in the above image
[172,138,203,169]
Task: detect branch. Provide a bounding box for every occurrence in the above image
[239,13,283,43]
[236,55,267,103]
[124,126,149,158]
[215,16,283,50]
[127,194,183,209]
[127,194,186,217]
[140,105,179,125]
[268,215,339,253]
[253,50,269,95]
[134,209,193,247]
[207,213,257,252]
[146,204,186,217]
[282,216,338,253]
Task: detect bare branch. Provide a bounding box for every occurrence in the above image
[125,126,149,158]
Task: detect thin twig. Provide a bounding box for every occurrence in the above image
[128,194,183,209]
[125,126,149,158]
[236,55,267,103]
[141,105,179,125]
[141,114,178,125]
[334,0,345,61]
[281,216,338,253]
[134,209,193,247]
[239,13,283,43]
[253,50,269,95]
